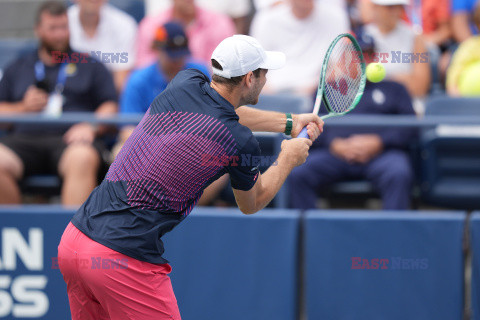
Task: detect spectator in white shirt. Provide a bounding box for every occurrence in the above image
[68,0,137,91]
[250,0,349,97]
[145,0,251,34]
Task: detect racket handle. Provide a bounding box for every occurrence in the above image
[297,127,309,139]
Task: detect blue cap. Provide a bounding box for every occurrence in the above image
[153,21,190,59]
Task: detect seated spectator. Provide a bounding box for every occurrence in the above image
[68,0,137,91]
[146,0,252,34]
[0,1,117,205]
[135,0,235,68]
[250,0,349,97]
[447,2,480,96]
[359,0,451,46]
[113,21,209,158]
[363,0,431,101]
[451,0,479,43]
[288,51,416,210]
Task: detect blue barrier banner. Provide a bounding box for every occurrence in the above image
[305,210,465,320]
[0,206,74,319]
[0,206,300,320]
[470,212,480,320]
[163,208,300,320]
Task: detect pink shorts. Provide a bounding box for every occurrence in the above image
[58,222,181,320]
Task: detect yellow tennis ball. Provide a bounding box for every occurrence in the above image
[458,61,480,96]
[366,63,386,83]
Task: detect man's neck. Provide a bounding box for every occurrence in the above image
[79,9,100,37]
[210,81,242,109]
[38,47,57,66]
[291,6,314,20]
[378,23,396,35]
[172,7,196,26]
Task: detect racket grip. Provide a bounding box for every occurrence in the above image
[297,127,309,139]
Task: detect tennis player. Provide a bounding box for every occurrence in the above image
[58,35,323,320]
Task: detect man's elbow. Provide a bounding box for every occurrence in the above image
[238,205,258,215]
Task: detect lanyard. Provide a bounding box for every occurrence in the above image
[35,61,68,94]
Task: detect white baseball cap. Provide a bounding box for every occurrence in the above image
[211,35,286,79]
[371,0,409,5]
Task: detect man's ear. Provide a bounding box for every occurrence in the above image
[244,71,254,88]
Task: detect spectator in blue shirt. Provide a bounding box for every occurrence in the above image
[113,21,209,159]
[288,79,417,210]
[452,0,479,42]
[0,1,117,205]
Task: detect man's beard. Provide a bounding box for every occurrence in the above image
[242,83,262,106]
[40,38,70,56]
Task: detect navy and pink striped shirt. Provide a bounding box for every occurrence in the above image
[72,69,260,264]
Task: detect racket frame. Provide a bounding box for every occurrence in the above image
[313,33,366,120]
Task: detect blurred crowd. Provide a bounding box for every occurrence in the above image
[0,0,479,209]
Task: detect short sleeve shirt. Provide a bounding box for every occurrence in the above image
[0,50,117,134]
[72,69,260,264]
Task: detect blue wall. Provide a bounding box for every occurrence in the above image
[0,207,470,319]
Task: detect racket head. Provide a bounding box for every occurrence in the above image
[315,33,366,117]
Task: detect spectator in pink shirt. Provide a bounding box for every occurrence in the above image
[135,0,235,68]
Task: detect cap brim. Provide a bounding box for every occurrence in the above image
[259,51,286,70]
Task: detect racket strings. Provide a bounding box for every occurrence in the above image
[323,38,363,114]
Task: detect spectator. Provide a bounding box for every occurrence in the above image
[360,0,451,46]
[452,0,479,43]
[250,0,349,96]
[408,0,452,47]
[0,1,117,205]
[114,21,209,158]
[447,2,480,96]
[288,79,416,210]
[363,0,431,100]
[135,0,235,68]
[146,0,252,34]
[254,0,347,12]
[68,0,137,91]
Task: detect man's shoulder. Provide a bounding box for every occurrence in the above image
[170,68,209,87]
[129,63,158,82]
[2,50,37,74]
[185,61,210,77]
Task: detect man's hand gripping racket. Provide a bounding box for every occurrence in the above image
[298,33,366,139]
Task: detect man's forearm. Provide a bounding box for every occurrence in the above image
[253,152,294,212]
[236,106,287,132]
[0,102,23,113]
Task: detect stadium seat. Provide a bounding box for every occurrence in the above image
[421,96,480,210]
[21,175,61,197]
[250,93,311,114]
[0,38,37,72]
[425,95,480,116]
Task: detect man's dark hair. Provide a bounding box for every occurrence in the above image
[36,1,67,25]
[211,59,262,87]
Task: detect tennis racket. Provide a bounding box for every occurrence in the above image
[298,33,366,139]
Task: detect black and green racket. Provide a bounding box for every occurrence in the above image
[298,33,366,138]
